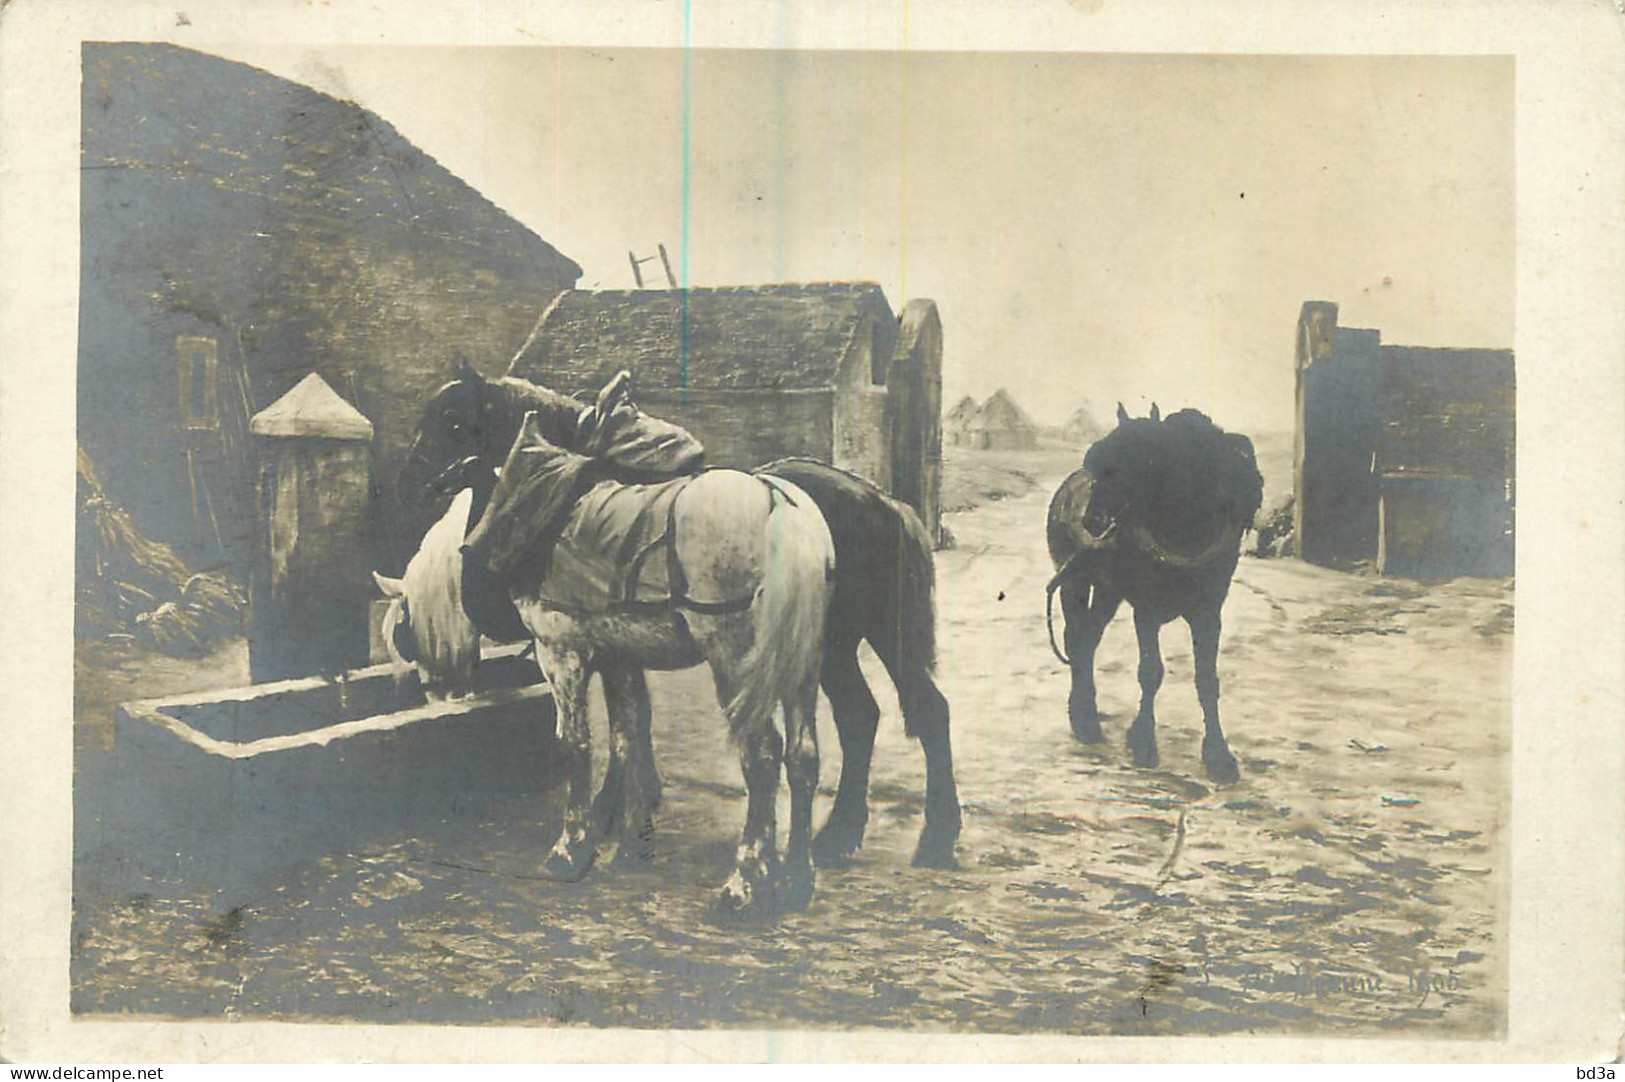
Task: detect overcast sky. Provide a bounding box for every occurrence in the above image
[206,45,1513,433]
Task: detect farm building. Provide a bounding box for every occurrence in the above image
[963,389,1040,450]
[945,396,980,447]
[78,43,582,578]
[1061,404,1107,446]
[507,284,944,541]
[1293,301,1514,577]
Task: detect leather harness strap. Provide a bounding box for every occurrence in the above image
[615,472,800,616]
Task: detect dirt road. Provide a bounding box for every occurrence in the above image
[73,454,1512,1036]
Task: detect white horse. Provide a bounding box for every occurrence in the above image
[375,487,481,700]
[375,456,835,916]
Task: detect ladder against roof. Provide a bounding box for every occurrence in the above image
[627,243,677,289]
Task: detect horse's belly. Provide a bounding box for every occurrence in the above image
[520,602,701,669]
[587,611,702,669]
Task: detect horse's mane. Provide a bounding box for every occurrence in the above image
[391,488,482,695]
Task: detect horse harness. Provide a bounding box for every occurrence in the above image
[617,469,805,617]
[459,469,811,635]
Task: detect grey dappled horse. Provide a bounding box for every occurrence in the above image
[379,429,836,916]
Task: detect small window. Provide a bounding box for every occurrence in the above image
[177,335,218,430]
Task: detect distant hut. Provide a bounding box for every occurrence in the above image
[964,388,1039,450]
[509,284,944,540]
[1061,404,1106,446]
[78,44,582,575]
[944,396,981,447]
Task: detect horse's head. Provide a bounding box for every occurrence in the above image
[400,356,497,506]
[373,488,482,700]
[1081,404,1265,563]
[1079,402,1166,536]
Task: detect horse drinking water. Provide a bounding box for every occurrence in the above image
[1046,404,1264,784]
[397,359,961,868]
[379,409,836,915]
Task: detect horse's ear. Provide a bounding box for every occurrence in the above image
[452,355,479,383]
[373,571,405,598]
[1116,402,1131,426]
[1150,402,1161,423]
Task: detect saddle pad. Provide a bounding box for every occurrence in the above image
[536,476,691,613]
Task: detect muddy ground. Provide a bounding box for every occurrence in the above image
[72,444,1511,1035]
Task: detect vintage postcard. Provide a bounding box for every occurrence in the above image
[1,0,1621,1065]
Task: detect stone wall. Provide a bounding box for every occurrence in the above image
[1293,300,1514,577]
[79,44,580,573]
[635,390,836,473]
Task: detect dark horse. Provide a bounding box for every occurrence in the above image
[1045,404,1263,784]
[398,360,961,867]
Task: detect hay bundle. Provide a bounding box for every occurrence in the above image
[76,447,247,656]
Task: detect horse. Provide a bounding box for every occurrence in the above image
[378,414,837,916]
[396,359,961,868]
[1045,403,1263,784]
[374,486,482,699]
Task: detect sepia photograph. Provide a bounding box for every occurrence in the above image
[3,0,1622,1066]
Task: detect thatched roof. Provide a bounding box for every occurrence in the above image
[968,388,1037,433]
[946,395,979,425]
[508,283,898,394]
[1062,404,1106,440]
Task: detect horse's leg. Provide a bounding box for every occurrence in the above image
[540,643,599,880]
[1188,605,1241,785]
[779,673,821,911]
[590,669,627,839]
[1060,579,1120,744]
[628,669,663,812]
[682,611,785,914]
[811,636,879,867]
[720,716,783,914]
[869,641,962,869]
[1125,607,1164,769]
[601,665,658,862]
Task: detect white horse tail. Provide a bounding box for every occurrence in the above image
[724,478,834,738]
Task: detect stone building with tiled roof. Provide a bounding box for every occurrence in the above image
[78,43,581,572]
[1293,301,1514,577]
[509,283,944,540]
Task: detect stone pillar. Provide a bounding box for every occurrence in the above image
[1294,300,1382,566]
[889,299,944,545]
[248,373,375,682]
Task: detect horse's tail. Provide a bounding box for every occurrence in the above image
[724,479,834,740]
[893,498,939,678]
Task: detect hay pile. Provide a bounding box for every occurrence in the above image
[77,447,246,656]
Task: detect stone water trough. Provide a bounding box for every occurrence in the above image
[76,643,557,905]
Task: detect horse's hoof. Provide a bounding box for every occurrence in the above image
[1203,745,1241,787]
[812,817,865,868]
[776,860,815,913]
[1127,734,1160,770]
[911,828,960,869]
[1070,719,1106,745]
[611,828,656,864]
[718,869,770,916]
[1069,703,1105,744]
[544,842,597,882]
